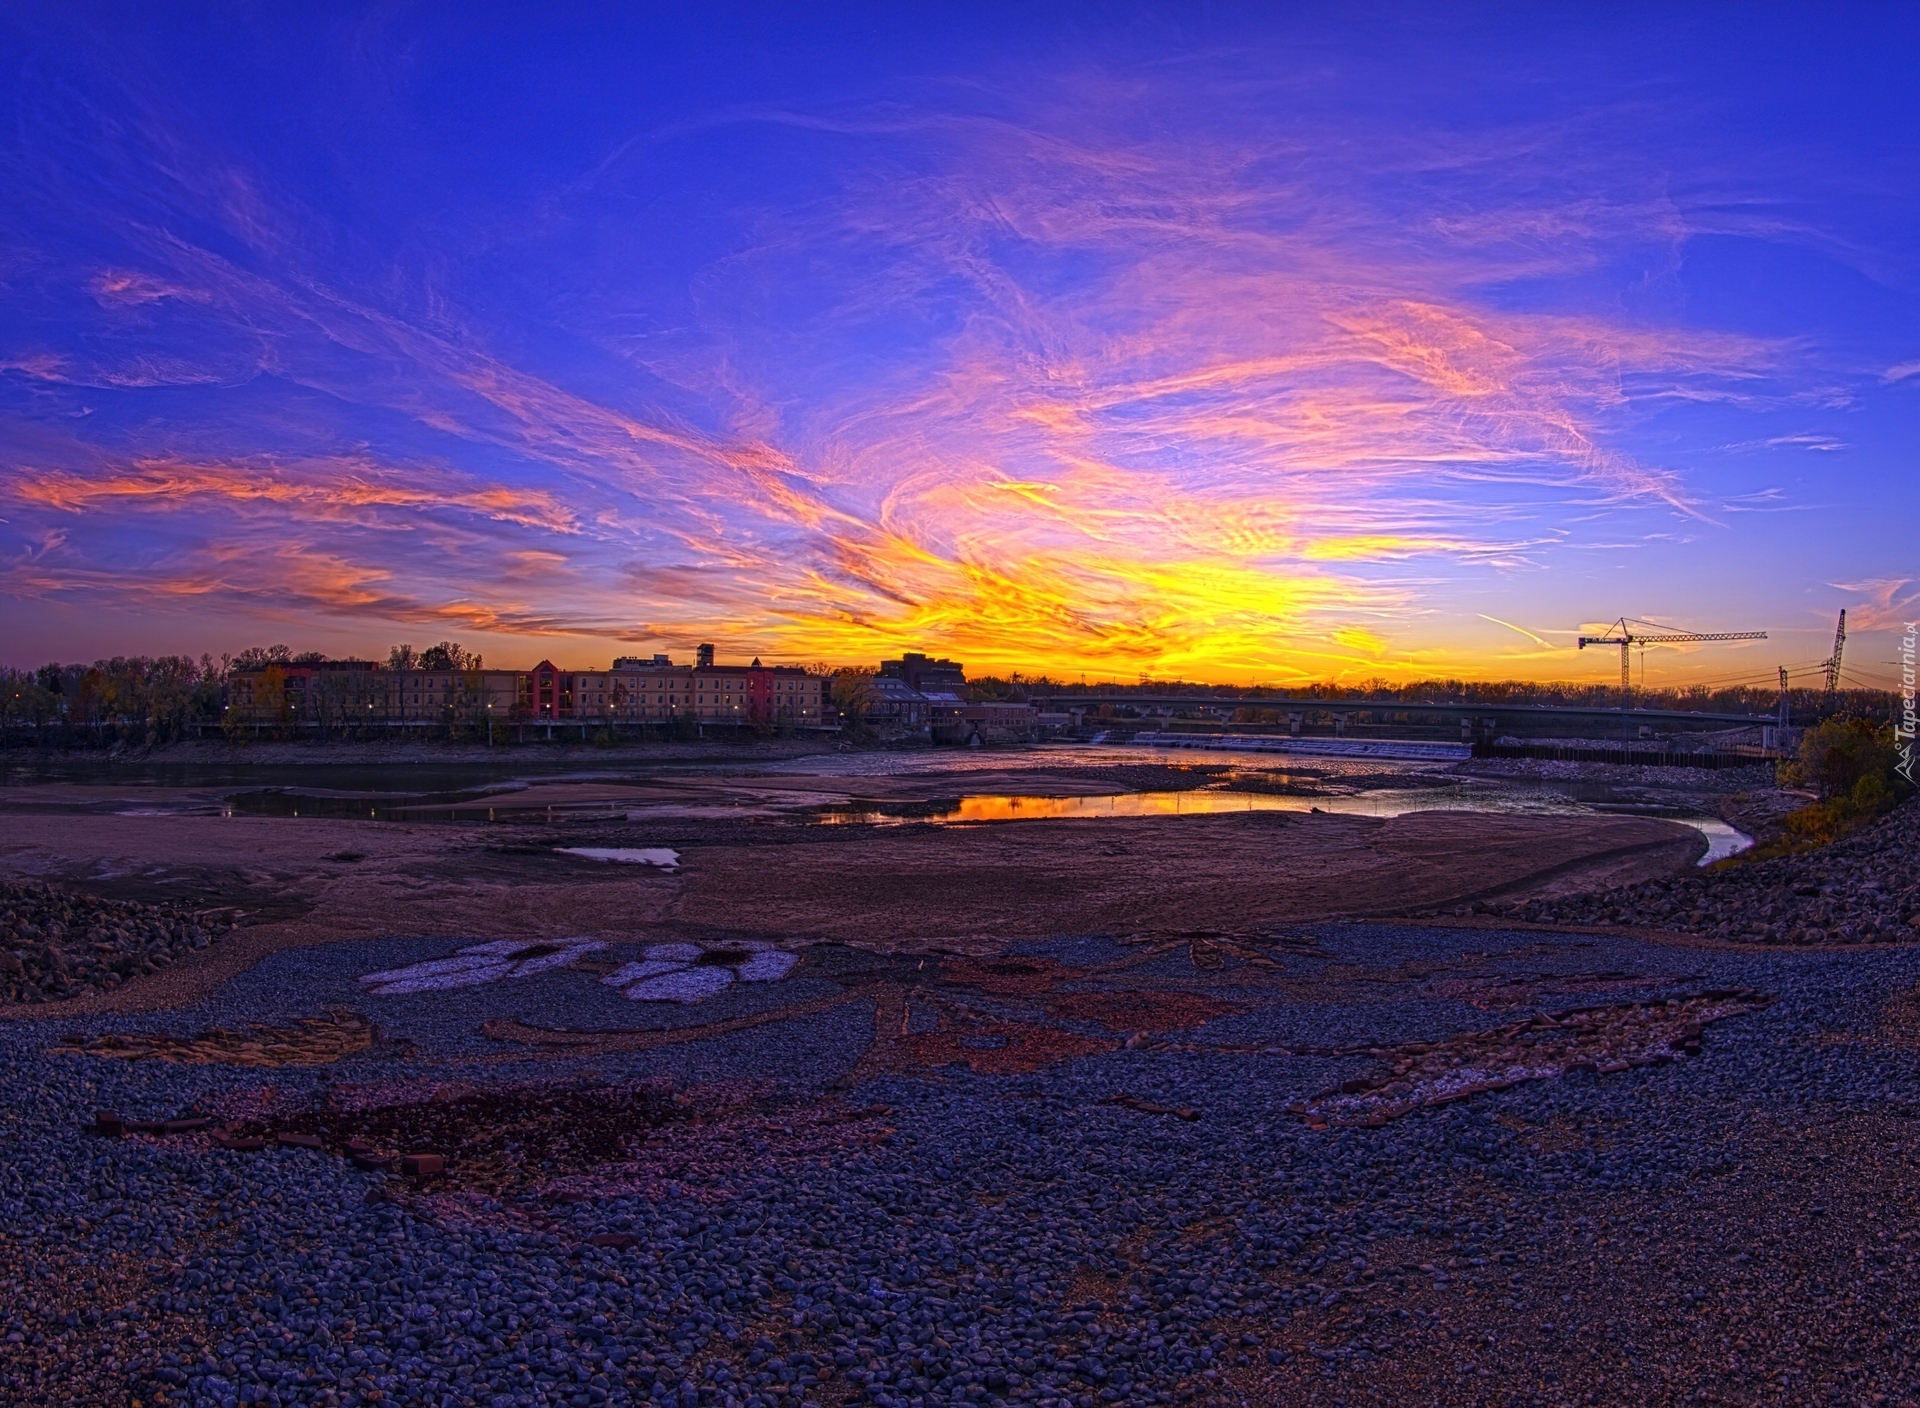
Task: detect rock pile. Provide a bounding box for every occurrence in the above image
[1476,797,1920,943]
[1292,991,1767,1126]
[0,880,231,1001]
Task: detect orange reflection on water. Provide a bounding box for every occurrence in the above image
[818,787,1750,863]
[934,791,1303,822]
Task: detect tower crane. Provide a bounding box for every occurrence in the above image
[1821,609,1846,711]
[1577,618,1767,741]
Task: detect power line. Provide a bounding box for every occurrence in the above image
[1837,668,1898,691]
[1616,655,1829,679]
[1627,663,1823,691]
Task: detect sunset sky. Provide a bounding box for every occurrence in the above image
[1,5,1914,688]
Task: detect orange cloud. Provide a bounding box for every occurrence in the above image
[1831,579,1918,633]
[1331,626,1391,657]
[11,459,579,533]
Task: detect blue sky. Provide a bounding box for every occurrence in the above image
[1,3,1913,687]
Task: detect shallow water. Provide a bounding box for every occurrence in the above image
[3,741,1752,862]
[819,783,1753,864]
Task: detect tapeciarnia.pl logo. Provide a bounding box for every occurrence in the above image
[1899,620,1917,785]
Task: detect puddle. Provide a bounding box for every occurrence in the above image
[555,847,681,869]
[224,785,536,821]
[821,787,1751,864]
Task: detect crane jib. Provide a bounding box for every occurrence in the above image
[1574,619,1768,741]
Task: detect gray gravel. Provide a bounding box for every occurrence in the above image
[1461,756,1779,789]
[1476,796,1919,944]
[8,909,1920,1406]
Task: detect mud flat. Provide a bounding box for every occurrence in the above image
[0,802,1703,1015]
[664,809,1704,949]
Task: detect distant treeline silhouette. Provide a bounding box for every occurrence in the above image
[961,672,1894,718]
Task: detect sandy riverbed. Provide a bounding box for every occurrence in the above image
[0,797,1701,1017]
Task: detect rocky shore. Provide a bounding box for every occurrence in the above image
[7,778,1920,1405]
[1,880,232,1002]
[1471,797,1920,944]
[1459,756,1778,790]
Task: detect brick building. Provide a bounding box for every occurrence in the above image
[930,700,1039,745]
[608,649,824,727]
[225,649,825,730]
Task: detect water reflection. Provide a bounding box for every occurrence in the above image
[5,743,1753,864]
[823,787,1752,864]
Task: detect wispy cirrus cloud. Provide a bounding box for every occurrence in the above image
[1716,433,1848,453]
[0,29,1898,677]
[1831,578,1918,632]
[12,458,580,532]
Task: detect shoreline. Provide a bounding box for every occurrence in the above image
[0,802,1711,1015]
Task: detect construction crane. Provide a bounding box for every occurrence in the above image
[1577,618,1768,741]
[1821,609,1846,711]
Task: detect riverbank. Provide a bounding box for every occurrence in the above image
[1479,797,1920,944]
[1,754,1913,1405]
[0,804,1708,1020]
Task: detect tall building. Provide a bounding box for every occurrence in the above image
[880,652,966,693]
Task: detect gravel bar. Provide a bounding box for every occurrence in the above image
[6,907,1920,1406]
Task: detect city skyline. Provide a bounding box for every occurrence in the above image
[1,6,1914,690]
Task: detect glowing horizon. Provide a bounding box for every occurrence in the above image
[1,9,1914,690]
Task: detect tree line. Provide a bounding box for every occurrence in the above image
[1,641,485,745]
[962,673,1895,718]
